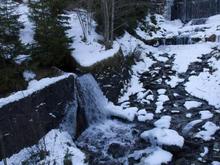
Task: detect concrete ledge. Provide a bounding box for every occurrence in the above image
[0,75,76,159]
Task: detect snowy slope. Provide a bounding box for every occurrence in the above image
[67,12,120,67]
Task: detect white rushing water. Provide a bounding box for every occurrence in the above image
[76,74,109,125]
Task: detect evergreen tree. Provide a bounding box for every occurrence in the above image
[0,0,24,66]
[29,0,72,68]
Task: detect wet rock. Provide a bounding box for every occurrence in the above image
[163,145,183,153]
[175,158,193,165]
[213,142,220,153]
[206,34,217,42]
[107,143,127,158]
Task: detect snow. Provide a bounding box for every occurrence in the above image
[135,13,220,45]
[154,116,171,129]
[200,147,209,157]
[118,54,155,103]
[117,32,138,55]
[186,113,192,118]
[14,54,31,64]
[184,101,202,110]
[137,109,154,122]
[185,71,220,108]
[138,147,173,165]
[212,161,220,165]
[17,4,34,44]
[108,105,138,122]
[23,70,36,81]
[155,94,169,113]
[0,73,74,108]
[141,128,184,148]
[206,14,220,27]
[17,5,121,67]
[166,75,184,88]
[67,12,120,67]
[185,53,220,108]
[195,121,220,141]
[199,111,213,120]
[117,31,157,56]
[168,43,215,73]
[2,129,87,165]
[135,14,183,41]
[158,89,166,95]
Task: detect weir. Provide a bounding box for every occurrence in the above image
[0,73,112,159]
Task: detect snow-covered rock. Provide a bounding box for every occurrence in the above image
[137,109,154,122]
[184,101,202,110]
[154,116,171,129]
[141,128,184,148]
[195,122,220,141]
[138,147,173,165]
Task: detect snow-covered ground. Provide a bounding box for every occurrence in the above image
[1,129,87,165]
[17,3,120,68]
[67,12,120,67]
[2,4,220,165]
[17,3,34,44]
[136,14,220,42]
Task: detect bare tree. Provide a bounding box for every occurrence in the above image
[100,0,115,49]
[74,0,94,42]
[76,9,89,42]
[75,0,149,49]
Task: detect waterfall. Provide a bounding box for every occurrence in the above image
[76,74,109,125]
[76,73,137,126]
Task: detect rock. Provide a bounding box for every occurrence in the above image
[107,143,127,158]
[213,142,220,152]
[175,158,192,165]
[213,142,220,161]
[206,34,217,42]
[163,145,183,153]
[0,75,76,159]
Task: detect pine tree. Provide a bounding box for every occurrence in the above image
[29,0,72,68]
[0,0,24,66]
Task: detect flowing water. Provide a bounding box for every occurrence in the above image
[76,74,109,125]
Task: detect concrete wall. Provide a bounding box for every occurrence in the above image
[0,75,76,159]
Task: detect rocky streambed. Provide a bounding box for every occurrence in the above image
[76,44,220,165]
